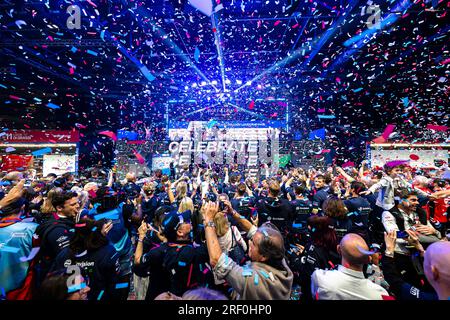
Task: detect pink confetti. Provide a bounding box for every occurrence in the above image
[249,100,255,110]
[274,20,281,26]
[426,124,447,132]
[133,151,145,164]
[86,0,97,8]
[341,161,355,168]
[381,124,396,140]
[99,131,117,141]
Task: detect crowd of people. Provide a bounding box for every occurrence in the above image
[0,160,449,300]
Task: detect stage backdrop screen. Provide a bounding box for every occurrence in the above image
[43,154,76,176]
[370,148,448,168]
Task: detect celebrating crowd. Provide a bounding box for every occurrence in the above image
[0,160,449,301]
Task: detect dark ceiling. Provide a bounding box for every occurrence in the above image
[0,0,449,165]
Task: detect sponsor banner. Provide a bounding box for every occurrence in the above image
[0,130,79,143]
[0,155,33,171]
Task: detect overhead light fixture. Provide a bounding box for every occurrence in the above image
[225,79,231,84]
[211,80,217,85]
[236,80,242,85]
[192,83,197,88]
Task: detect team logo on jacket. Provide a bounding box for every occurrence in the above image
[64,259,72,267]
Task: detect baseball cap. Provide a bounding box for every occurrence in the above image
[161,209,192,240]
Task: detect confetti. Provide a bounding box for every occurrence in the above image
[31,148,52,156]
[115,282,129,289]
[47,103,60,109]
[194,47,200,63]
[99,131,117,141]
[93,211,119,220]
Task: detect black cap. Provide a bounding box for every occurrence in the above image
[161,209,192,240]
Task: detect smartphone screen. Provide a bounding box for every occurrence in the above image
[396,230,408,238]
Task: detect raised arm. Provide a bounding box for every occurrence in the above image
[203,201,223,267]
[167,180,175,204]
[336,167,355,182]
[223,167,229,185]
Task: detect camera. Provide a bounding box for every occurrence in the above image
[396,230,409,238]
[218,201,226,212]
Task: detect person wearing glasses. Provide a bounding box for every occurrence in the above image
[203,201,293,300]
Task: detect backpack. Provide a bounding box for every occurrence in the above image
[227,227,247,265]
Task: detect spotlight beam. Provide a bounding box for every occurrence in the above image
[211,11,227,92]
[233,0,360,93]
[131,6,220,91]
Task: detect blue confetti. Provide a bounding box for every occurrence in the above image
[318,115,336,119]
[402,97,409,107]
[115,282,129,289]
[68,282,86,293]
[194,47,200,63]
[86,49,98,56]
[353,87,363,93]
[70,46,77,53]
[97,290,104,300]
[93,211,119,220]
[47,103,60,109]
[163,216,172,226]
[31,147,52,156]
[178,261,186,267]
[259,270,270,279]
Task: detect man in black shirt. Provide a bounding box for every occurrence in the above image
[311,174,331,214]
[290,184,313,227]
[141,182,161,223]
[35,192,80,284]
[134,209,212,299]
[343,181,372,242]
[256,180,295,233]
[50,219,120,301]
[231,183,255,220]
